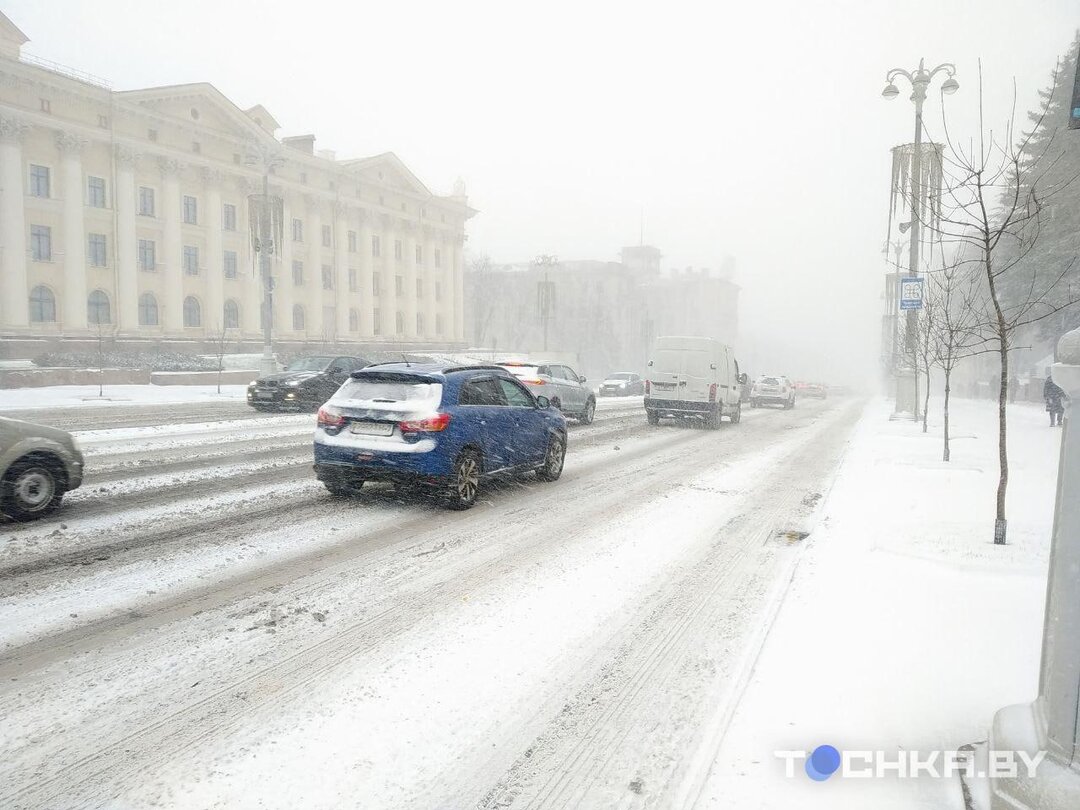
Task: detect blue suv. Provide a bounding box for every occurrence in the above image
[312,364,568,509]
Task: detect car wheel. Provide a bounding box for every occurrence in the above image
[536,432,566,482]
[1,457,63,522]
[729,401,742,424]
[447,450,481,510]
[579,398,595,425]
[750,399,758,408]
[646,409,660,425]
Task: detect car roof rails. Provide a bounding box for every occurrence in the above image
[441,364,512,375]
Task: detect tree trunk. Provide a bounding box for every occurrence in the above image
[995,336,1009,543]
[922,365,931,433]
[943,371,952,462]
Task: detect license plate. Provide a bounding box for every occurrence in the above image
[350,421,394,436]
[256,392,274,399]
[653,382,676,390]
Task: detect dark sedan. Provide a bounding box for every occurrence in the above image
[247,355,368,411]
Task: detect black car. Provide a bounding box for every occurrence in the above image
[247,355,368,411]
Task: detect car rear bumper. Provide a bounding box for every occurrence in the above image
[644,398,715,414]
[313,438,450,479]
[753,394,789,403]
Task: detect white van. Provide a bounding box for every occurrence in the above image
[644,336,746,428]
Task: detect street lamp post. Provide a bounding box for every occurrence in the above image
[245,145,285,377]
[535,254,558,352]
[882,59,958,419]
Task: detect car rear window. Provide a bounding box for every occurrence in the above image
[503,365,540,377]
[761,377,780,385]
[335,374,442,409]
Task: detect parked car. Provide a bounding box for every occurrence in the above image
[644,336,745,429]
[247,355,367,411]
[497,361,596,424]
[750,375,797,409]
[803,382,828,399]
[599,372,645,397]
[0,416,84,521]
[313,364,568,510]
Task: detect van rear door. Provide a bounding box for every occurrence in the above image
[681,346,713,402]
[649,348,683,401]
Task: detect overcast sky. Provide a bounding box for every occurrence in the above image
[7,0,1077,384]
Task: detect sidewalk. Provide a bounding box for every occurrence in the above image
[696,396,1060,809]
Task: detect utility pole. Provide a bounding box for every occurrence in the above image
[882,59,958,419]
[246,144,284,377]
[535,254,557,353]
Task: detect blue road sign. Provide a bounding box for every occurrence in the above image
[899,276,925,310]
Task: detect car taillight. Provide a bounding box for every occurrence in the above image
[709,383,717,402]
[399,412,451,433]
[317,405,345,428]
[645,380,651,394]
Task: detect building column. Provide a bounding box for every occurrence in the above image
[422,225,437,342]
[440,231,454,344]
[452,233,465,342]
[357,208,375,338]
[159,158,184,333]
[381,213,396,339]
[273,191,294,339]
[114,145,139,333]
[402,218,419,340]
[334,202,351,340]
[0,115,29,329]
[203,169,224,333]
[306,195,323,342]
[57,132,88,332]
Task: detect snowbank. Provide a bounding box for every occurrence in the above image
[697,397,1059,809]
[0,384,250,409]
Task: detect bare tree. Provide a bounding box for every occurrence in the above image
[211,322,232,394]
[929,60,1080,543]
[914,290,938,433]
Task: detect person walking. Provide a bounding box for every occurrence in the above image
[1044,375,1066,427]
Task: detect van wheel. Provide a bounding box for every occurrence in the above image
[578,398,595,424]
[707,407,722,430]
[536,433,566,481]
[729,401,742,424]
[750,399,758,408]
[1,457,63,522]
[447,451,481,510]
[646,409,660,425]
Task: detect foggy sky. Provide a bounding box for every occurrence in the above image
[8,0,1077,385]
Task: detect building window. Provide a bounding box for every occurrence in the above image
[192,141,201,154]
[138,239,156,272]
[348,230,357,252]
[436,313,443,335]
[222,203,237,231]
[183,296,201,327]
[292,218,303,242]
[87,290,111,325]
[183,195,198,225]
[372,272,381,296]
[416,312,424,334]
[138,292,159,326]
[183,245,200,275]
[415,244,423,264]
[29,164,50,198]
[29,285,55,322]
[435,248,441,268]
[30,224,51,261]
[292,304,305,331]
[371,234,381,257]
[349,308,359,332]
[373,308,381,335]
[322,224,332,247]
[292,260,304,286]
[39,98,51,113]
[87,176,106,208]
[348,267,358,291]
[300,172,307,185]
[224,250,238,279]
[322,264,334,290]
[138,186,155,216]
[97,114,109,128]
[395,275,404,296]
[88,233,107,267]
[416,278,423,298]
[394,239,403,261]
[147,128,158,142]
[395,311,405,335]
[435,281,442,302]
[224,299,240,329]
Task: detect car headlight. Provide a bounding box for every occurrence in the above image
[248,380,258,387]
[286,380,301,387]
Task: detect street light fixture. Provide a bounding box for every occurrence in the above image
[881,57,957,419]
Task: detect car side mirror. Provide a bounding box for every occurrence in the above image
[579,375,587,383]
[739,373,748,384]
[535,395,551,409]
[710,363,717,370]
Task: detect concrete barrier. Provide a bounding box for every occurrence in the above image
[0,368,151,388]
[150,370,259,386]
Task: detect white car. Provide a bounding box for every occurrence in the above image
[750,375,796,409]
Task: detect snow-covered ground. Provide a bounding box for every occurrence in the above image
[696,397,1058,809]
[0,383,250,409]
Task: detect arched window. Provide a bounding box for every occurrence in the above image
[87,289,111,325]
[183,296,201,328]
[29,285,56,322]
[223,299,240,329]
[292,304,305,331]
[138,292,158,326]
[395,311,405,335]
[348,308,359,333]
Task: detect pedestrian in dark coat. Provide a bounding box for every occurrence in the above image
[1044,376,1066,427]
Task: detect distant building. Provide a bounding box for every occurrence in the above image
[464,246,739,378]
[0,12,474,357]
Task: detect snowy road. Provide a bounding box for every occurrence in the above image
[0,395,862,809]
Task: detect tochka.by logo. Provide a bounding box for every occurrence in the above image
[775,745,1045,781]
